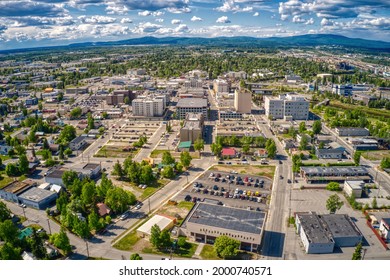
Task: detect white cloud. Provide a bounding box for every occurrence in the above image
[305,18,314,25]
[175,24,189,32]
[120,18,133,24]
[191,16,203,22]
[171,19,182,25]
[105,3,129,15]
[216,0,256,13]
[216,16,231,24]
[253,12,259,17]
[155,18,164,23]
[78,15,116,24]
[138,10,151,16]
[133,22,162,33]
[292,15,305,23]
[167,7,191,13]
[321,18,333,26]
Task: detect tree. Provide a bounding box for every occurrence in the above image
[5,163,19,177]
[299,122,306,133]
[318,142,325,149]
[18,154,29,175]
[161,165,175,179]
[180,151,192,169]
[57,125,76,145]
[112,161,124,179]
[211,143,222,156]
[56,192,69,214]
[130,253,143,260]
[299,135,308,151]
[62,171,79,188]
[353,151,362,166]
[140,165,154,184]
[88,211,100,231]
[380,157,390,169]
[194,138,204,153]
[0,243,22,260]
[352,242,363,260]
[265,139,277,159]
[159,230,172,249]
[292,154,302,173]
[105,188,136,213]
[49,227,71,255]
[70,107,82,119]
[81,182,96,206]
[242,143,250,154]
[372,197,378,209]
[0,202,11,223]
[0,220,18,243]
[58,145,64,160]
[150,224,162,248]
[29,229,47,259]
[326,182,341,191]
[214,236,240,259]
[87,113,94,130]
[73,219,90,239]
[64,148,73,157]
[162,151,175,165]
[312,120,322,135]
[326,194,344,214]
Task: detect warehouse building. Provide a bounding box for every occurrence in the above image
[18,187,58,210]
[295,212,363,254]
[300,166,370,183]
[182,202,266,252]
[335,127,370,137]
[344,180,364,198]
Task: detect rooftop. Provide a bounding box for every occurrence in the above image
[178,141,192,149]
[1,181,31,194]
[177,98,207,108]
[187,202,265,235]
[18,187,57,202]
[345,180,365,190]
[321,214,362,238]
[69,136,86,145]
[301,166,369,175]
[46,168,66,179]
[296,213,334,244]
[83,163,100,170]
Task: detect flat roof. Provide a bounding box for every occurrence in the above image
[1,181,31,194]
[83,163,100,170]
[70,136,86,145]
[321,214,362,238]
[187,202,265,235]
[177,98,207,108]
[18,187,57,202]
[345,180,365,190]
[47,168,66,179]
[137,214,175,235]
[297,213,333,244]
[301,166,369,175]
[178,141,192,148]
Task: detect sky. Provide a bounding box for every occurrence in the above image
[0,0,389,50]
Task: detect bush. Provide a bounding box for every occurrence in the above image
[326,182,341,191]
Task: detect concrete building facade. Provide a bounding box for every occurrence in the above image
[180,113,204,143]
[176,98,208,120]
[264,94,309,120]
[234,89,252,114]
[132,97,165,117]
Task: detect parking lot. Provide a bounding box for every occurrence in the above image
[111,121,161,145]
[158,120,181,150]
[178,170,272,211]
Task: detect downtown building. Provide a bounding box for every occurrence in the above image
[264,93,309,120]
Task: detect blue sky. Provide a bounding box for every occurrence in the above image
[0,0,389,50]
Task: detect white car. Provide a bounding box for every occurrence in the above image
[119,213,128,220]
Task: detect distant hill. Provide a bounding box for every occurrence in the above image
[67,34,390,51]
[1,34,390,54]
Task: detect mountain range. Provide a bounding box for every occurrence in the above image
[2,34,390,54]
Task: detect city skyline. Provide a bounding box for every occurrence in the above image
[0,0,389,50]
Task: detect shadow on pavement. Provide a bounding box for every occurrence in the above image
[261,231,285,258]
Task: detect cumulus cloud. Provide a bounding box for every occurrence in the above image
[305,18,314,25]
[0,1,66,17]
[191,16,203,22]
[78,15,116,24]
[120,18,133,24]
[216,0,256,13]
[253,12,259,17]
[133,22,162,33]
[155,18,164,23]
[216,16,231,23]
[171,19,182,25]
[175,23,189,32]
[138,10,152,16]
[167,6,191,13]
[292,15,305,23]
[121,0,189,12]
[105,4,129,15]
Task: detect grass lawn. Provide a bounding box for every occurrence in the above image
[0,174,14,189]
[95,145,139,158]
[177,201,195,210]
[199,244,221,260]
[362,150,390,161]
[150,149,200,160]
[142,243,198,258]
[150,149,165,158]
[140,179,170,200]
[113,231,140,251]
[0,155,11,161]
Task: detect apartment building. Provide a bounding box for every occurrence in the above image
[132,97,165,117]
[264,94,309,120]
[213,79,229,94]
[234,88,252,114]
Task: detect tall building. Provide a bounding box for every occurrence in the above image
[180,113,204,143]
[176,98,208,120]
[184,79,203,88]
[264,93,309,120]
[234,88,252,113]
[213,79,229,94]
[132,97,164,117]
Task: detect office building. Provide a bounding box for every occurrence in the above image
[180,113,204,143]
[183,202,266,252]
[213,79,229,94]
[234,88,252,114]
[184,79,203,88]
[264,94,309,120]
[132,97,165,117]
[176,98,208,120]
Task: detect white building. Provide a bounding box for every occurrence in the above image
[379,218,390,242]
[264,94,309,120]
[213,79,229,94]
[344,181,364,198]
[176,98,208,120]
[132,97,165,117]
[137,214,175,239]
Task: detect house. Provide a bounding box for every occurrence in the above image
[69,136,87,151]
[221,147,237,158]
[96,203,111,217]
[379,218,390,242]
[254,149,268,158]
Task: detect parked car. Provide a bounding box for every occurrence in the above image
[213,185,219,190]
[185,195,192,201]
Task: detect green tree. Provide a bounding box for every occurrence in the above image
[70,107,82,119]
[64,148,73,157]
[162,151,175,165]
[62,171,79,188]
[161,165,175,179]
[380,157,390,169]
[312,120,322,135]
[292,154,302,173]
[299,135,308,151]
[57,125,76,145]
[0,202,11,223]
[0,243,22,260]
[194,138,204,153]
[111,161,124,179]
[88,211,100,231]
[5,163,19,177]
[265,139,277,159]
[105,188,136,213]
[352,242,363,260]
[81,182,96,206]
[150,224,161,248]
[326,194,344,214]
[326,182,341,191]
[140,165,154,184]
[87,113,94,130]
[353,151,362,166]
[318,142,325,149]
[214,235,240,259]
[49,227,71,255]
[73,219,90,239]
[372,197,378,209]
[211,143,222,156]
[29,229,47,259]
[130,253,143,260]
[242,143,250,154]
[56,192,69,214]
[299,122,306,133]
[0,220,18,243]
[159,230,172,249]
[180,151,192,169]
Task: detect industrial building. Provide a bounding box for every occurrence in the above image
[300,166,370,183]
[264,94,309,120]
[335,127,370,137]
[176,98,208,120]
[18,187,58,210]
[180,113,204,143]
[182,202,266,252]
[350,138,378,151]
[234,88,252,114]
[137,214,176,239]
[295,213,363,254]
[344,180,364,198]
[0,180,35,203]
[315,146,345,159]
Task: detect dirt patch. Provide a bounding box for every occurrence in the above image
[157,203,192,220]
[132,238,151,253]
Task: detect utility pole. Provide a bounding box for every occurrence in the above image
[47,219,52,235]
[84,239,90,258]
[148,198,151,214]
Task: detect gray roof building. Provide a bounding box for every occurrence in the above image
[300,166,370,183]
[18,187,58,210]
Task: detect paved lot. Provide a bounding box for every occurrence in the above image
[177,170,272,211]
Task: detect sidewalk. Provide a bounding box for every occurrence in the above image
[192,242,204,259]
